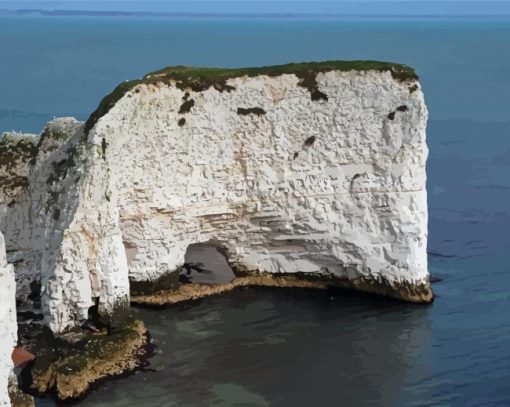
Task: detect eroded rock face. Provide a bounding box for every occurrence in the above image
[0,133,38,304]
[29,119,98,334]
[0,232,17,405]
[0,62,431,334]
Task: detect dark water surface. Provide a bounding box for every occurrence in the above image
[2,13,509,407]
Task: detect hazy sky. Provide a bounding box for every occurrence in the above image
[1,1,509,15]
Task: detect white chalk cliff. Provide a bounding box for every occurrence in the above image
[0,232,17,405]
[0,61,431,336]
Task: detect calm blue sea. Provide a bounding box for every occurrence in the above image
[1,12,509,407]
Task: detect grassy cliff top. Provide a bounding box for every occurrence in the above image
[85,60,418,133]
[145,60,417,83]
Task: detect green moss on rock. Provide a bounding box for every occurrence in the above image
[8,383,34,407]
[85,60,418,134]
[46,146,78,185]
[129,270,180,296]
[0,134,38,168]
[0,175,29,189]
[29,320,149,401]
[37,127,72,152]
[54,322,140,375]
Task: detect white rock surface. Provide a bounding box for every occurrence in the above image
[0,232,17,405]
[0,66,431,334]
[0,133,38,304]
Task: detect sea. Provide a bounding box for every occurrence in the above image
[1,4,509,406]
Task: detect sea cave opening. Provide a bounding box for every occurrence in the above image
[180,242,236,285]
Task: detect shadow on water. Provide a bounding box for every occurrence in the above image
[77,288,433,407]
[427,120,510,258]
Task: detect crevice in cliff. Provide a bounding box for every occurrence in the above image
[101,138,107,160]
[45,146,78,185]
[303,135,316,148]
[178,99,195,114]
[237,107,266,116]
[388,105,409,121]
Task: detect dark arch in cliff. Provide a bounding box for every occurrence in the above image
[180,242,236,285]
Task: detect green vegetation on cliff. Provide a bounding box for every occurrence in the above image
[85,60,418,133]
[0,134,38,168]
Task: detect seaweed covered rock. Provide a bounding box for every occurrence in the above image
[29,320,149,401]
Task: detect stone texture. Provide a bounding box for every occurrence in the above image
[29,319,148,401]
[0,65,430,334]
[57,68,430,332]
[0,232,17,405]
[0,133,38,305]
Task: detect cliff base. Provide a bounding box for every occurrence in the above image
[131,272,433,306]
[8,383,34,407]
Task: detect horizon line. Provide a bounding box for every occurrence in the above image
[2,8,510,18]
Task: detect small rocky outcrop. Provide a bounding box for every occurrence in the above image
[28,319,149,401]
